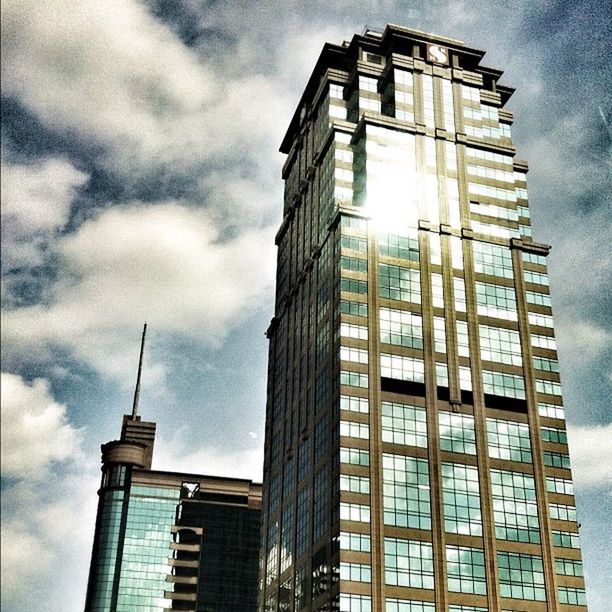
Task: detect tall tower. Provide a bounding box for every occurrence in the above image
[260,25,588,611]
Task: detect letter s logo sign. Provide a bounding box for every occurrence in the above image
[427,44,449,65]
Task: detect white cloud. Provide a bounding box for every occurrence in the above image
[1,157,88,270]
[0,0,291,185]
[2,202,276,381]
[154,435,263,483]
[0,372,97,609]
[0,372,82,480]
[1,470,98,609]
[567,423,612,490]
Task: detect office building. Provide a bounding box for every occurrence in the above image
[260,25,587,611]
[84,332,262,612]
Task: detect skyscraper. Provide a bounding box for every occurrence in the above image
[85,329,262,612]
[260,25,588,611]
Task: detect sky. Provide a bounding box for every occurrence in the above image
[0,0,610,609]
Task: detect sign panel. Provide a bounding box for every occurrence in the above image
[427,44,449,65]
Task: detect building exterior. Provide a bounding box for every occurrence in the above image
[85,413,262,612]
[259,25,587,611]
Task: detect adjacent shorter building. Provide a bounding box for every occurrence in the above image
[85,413,262,612]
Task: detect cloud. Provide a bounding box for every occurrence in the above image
[2,202,276,381]
[0,0,291,187]
[1,157,88,271]
[567,423,612,490]
[154,434,264,483]
[1,470,98,609]
[0,372,97,609]
[0,372,82,480]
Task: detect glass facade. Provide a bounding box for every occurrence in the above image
[261,25,587,611]
[86,451,261,612]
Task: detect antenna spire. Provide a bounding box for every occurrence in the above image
[131,323,147,419]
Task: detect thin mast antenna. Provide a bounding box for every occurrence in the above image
[131,323,147,419]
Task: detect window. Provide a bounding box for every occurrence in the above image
[538,402,564,419]
[541,426,567,444]
[340,370,368,388]
[552,530,580,549]
[468,164,515,185]
[340,395,369,413]
[431,273,444,308]
[449,607,488,612]
[549,503,577,522]
[312,465,329,543]
[522,251,546,266]
[380,308,423,349]
[536,379,562,396]
[434,317,447,353]
[476,282,517,321]
[442,463,482,536]
[340,562,371,582]
[336,213,368,232]
[341,277,368,295]
[446,545,487,595]
[341,255,368,273]
[450,236,463,268]
[340,420,369,439]
[339,593,372,612]
[547,477,574,496]
[436,362,449,387]
[454,277,467,312]
[340,346,369,364]
[341,235,367,252]
[378,229,419,261]
[479,324,522,366]
[381,354,425,383]
[339,532,371,552]
[456,320,470,357]
[379,264,421,303]
[482,370,525,399]
[497,552,546,601]
[340,502,371,523]
[295,488,310,556]
[384,538,434,589]
[469,182,517,202]
[487,418,532,463]
[471,200,518,222]
[314,417,329,462]
[531,333,557,351]
[382,453,431,529]
[280,504,294,572]
[555,558,583,577]
[340,475,370,494]
[386,601,435,612]
[381,401,427,447]
[491,469,540,543]
[543,451,571,469]
[533,356,559,373]
[526,291,551,307]
[340,447,369,466]
[439,412,477,455]
[524,270,549,286]
[558,587,587,606]
[340,322,368,340]
[294,563,307,609]
[340,299,368,317]
[471,220,518,240]
[459,366,473,391]
[529,312,554,328]
[421,74,435,129]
